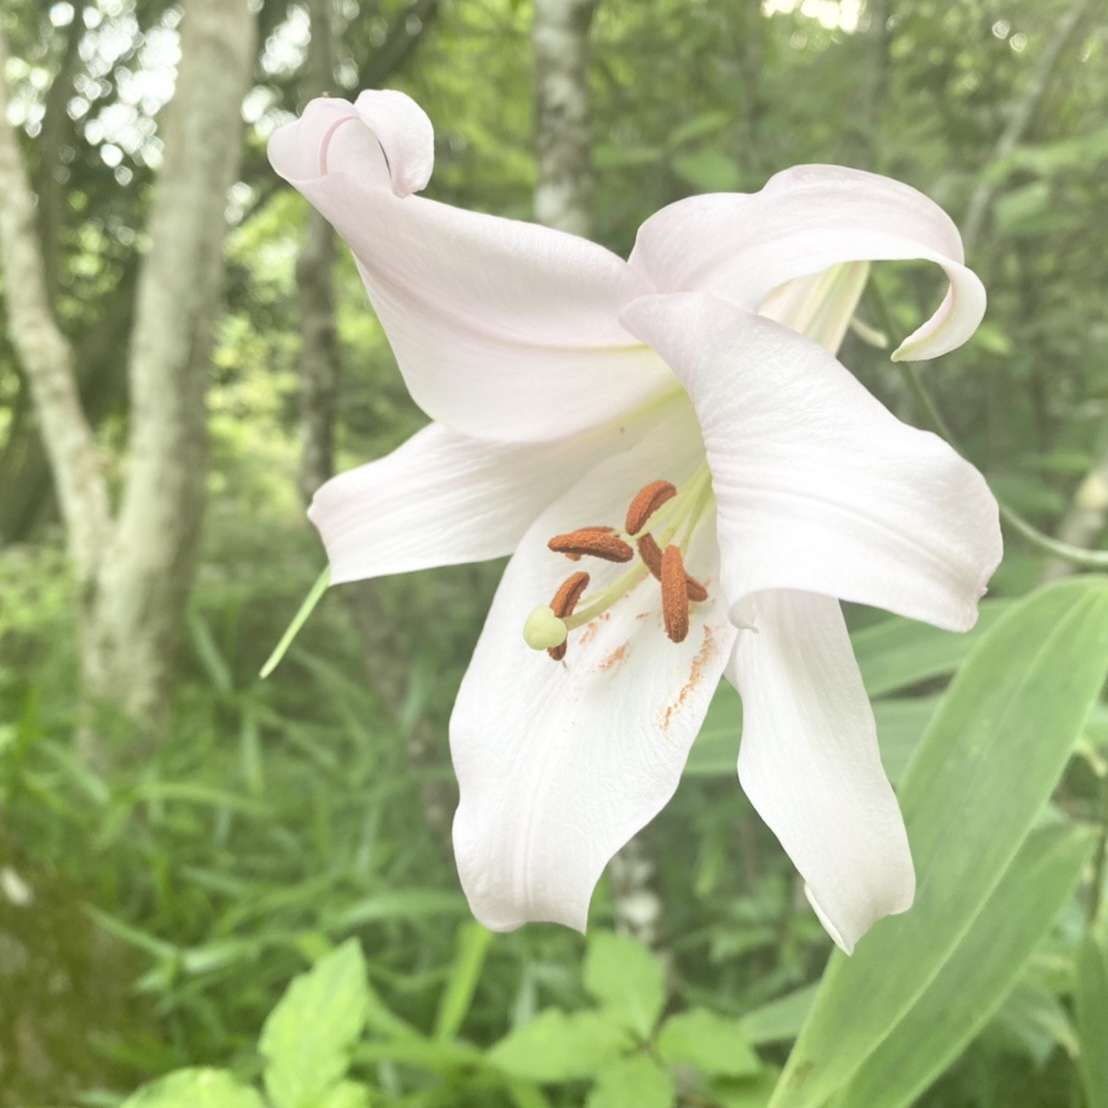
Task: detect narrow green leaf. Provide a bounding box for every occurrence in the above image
[121,1069,264,1108]
[1076,932,1108,1108]
[738,986,816,1046]
[771,577,1108,1108]
[584,931,667,1039]
[433,921,494,1040]
[489,1010,630,1082]
[86,905,177,960]
[135,780,267,815]
[327,888,465,930]
[692,689,936,784]
[260,939,369,1108]
[656,1008,760,1077]
[992,977,1079,1066]
[869,697,938,783]
[354,1036,483,1072]
[830,823,1094,1108]
[188,609,233,693]
[586,1054,675,1108]
[851,598,1013,697]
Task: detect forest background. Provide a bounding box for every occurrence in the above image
[1,0,1108,1105]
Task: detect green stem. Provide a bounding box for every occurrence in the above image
[867,281,1108,570]
[259,566,331,678]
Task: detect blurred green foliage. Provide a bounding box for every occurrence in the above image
[1,0,1108,1105]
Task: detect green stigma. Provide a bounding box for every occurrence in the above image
[523,605,568,650]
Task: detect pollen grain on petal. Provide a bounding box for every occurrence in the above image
[660,625,716,732]
[625,480,677,535]
[548,528,633,563]
[661,544,690,643]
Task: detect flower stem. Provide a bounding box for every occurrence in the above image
[867,280,1108,570]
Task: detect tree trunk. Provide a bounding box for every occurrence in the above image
[0,32,111,584]
[0,1,257,758]
[532,0,597,237]
[533,0,661,943]
[85,0,256,738]
[297,0,341,503]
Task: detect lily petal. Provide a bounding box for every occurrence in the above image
[309,419,640,585]
[621,292,1002,632]
[450,404,736,930]
[629,165,984,361]
[758,261,870,353]
[728,590,915,954]
[268,93,668,443]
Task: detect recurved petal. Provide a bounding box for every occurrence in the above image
[450,403,737,931]
[268,93,668,443]
[629,164,985,361]
[621,292,1002,633]
[308,418,632,585]
[728,590,915,954]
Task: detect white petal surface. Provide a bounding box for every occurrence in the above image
[622,293,1002,632]
[728,590,915,954]
[450,404,737,930]
[309,418,635,585]
[629,165,985,361]
[268,94,669,443]
[758,262,869,353]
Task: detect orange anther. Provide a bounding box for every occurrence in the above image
[548,571,589,661]
[548,528,633,563]
[661,545,690,643]
[625,480,677,535]
[639,534,708,603]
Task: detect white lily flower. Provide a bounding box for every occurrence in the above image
[268,91,1002,954]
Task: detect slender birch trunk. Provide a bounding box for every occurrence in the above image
[532,0,661,943]
[297,0,340,503]
[532,0,597,237]
[0,0,256,758]
[0,33,111,582]
[87,0,256,739]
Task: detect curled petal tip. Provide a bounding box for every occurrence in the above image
[353,88,434,197]
[267,89,434,199]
